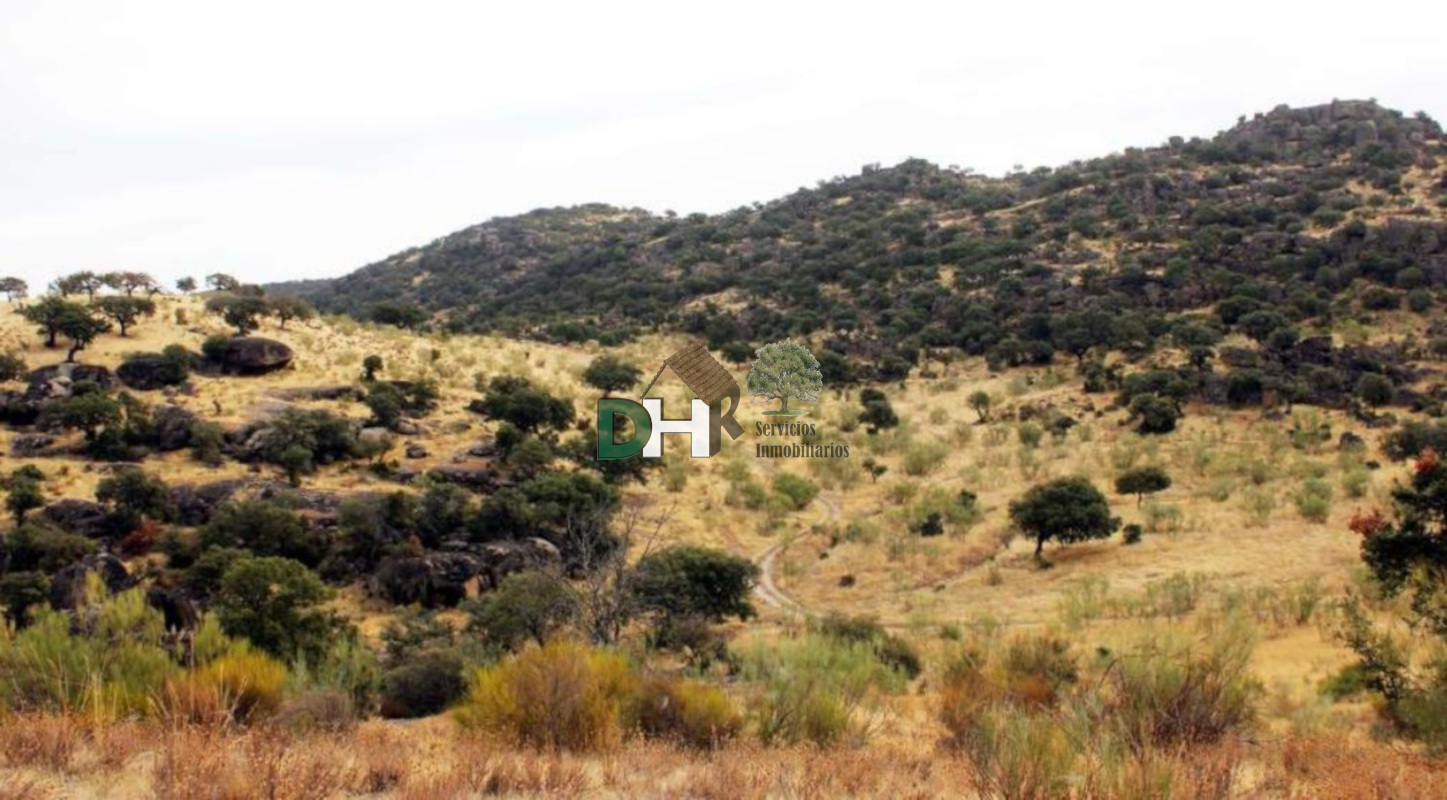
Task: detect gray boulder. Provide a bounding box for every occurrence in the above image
[474,537,562,591]
[215,337,294,375]
[40,500,113,540]
[10,433,54,456]
[25,364,117,402]
[426,461,498,492]
[367,551,484,608]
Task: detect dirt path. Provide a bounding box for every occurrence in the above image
[747,458,842,618]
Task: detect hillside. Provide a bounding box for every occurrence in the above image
[284,100,1447,375]
[6,100,1447,797]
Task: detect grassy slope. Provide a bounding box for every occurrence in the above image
[1,295,1412,739]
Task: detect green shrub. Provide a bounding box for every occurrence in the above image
[725,480,768,510]
[902,441,949,476]
[1242,488,1275,526]
[1,524,96,573]
[200,500,326,567]
[772,472,819,510]
[736,633,905,747]
[813,613,922,680]
[1341,467,1372,499]
[379,650,467,719]
[1101,621,1260,750]
[200,334,230,363]
[1294,478,1333,523]
[1142,501,1184,534]
[464,570,576,653]
[1017,422,1044,449]
[1123,524,1144,545]
[884,479,918,505]
[213,556,343,664]
[0,582,179,718]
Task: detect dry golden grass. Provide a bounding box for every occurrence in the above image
[2,711,1446,798]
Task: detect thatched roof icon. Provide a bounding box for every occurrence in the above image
[639,341,736,404]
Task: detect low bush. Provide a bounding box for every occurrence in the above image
[454,642,638,751]
[813,613,922,680]
[1102,621,1261,750]
[735,633,905,747]
[0,583,178,718]
[631,676,742,749]
[1294,478,1333,523]
[164,648,288,725]
[274,688,357,734]
[379,650,467,719]
[772,472,819,510]
[902,441,949,476]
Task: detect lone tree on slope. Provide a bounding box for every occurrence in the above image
[746,339,822,415]
[96,295,156,336]
[1008,476,1120,564]
[583,356,641,397]
[1115,466,1172,506]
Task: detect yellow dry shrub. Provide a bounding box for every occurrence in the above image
[163,647,287,725]
[454,641,637,751]
[631,676,743,750]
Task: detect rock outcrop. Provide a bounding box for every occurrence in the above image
[212,337,294,375]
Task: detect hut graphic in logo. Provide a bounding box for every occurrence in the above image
[596,341,744,459]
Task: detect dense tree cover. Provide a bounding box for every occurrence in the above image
[278,102,1445,395]
[201,500,329,567]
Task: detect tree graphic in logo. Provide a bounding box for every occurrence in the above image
[746,339,822,416]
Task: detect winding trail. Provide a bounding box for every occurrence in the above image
[748,457,842,618]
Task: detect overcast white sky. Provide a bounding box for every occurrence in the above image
[1,1,1444,291]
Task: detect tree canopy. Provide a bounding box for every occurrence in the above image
[1008,477,1120,562]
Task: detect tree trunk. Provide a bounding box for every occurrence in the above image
[779,395,789,413]
[66,345,80,363]
[1035,536,1045,560]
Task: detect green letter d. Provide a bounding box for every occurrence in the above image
[597,399,652,459]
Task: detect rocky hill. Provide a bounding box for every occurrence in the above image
[282,100,1447,378]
